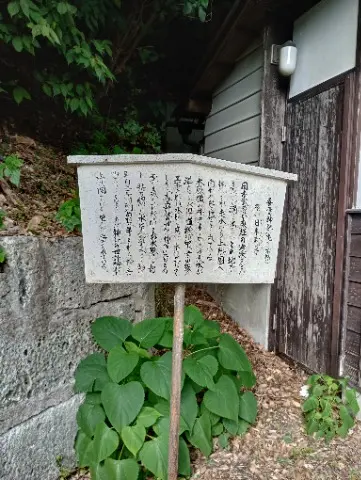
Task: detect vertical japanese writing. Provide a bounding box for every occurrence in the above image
[112,171,121,275]
[149,173,158,274]
[184,176,194,274]
[238,181,248,273]
[265,196,273,263]
[136,172,146,273]
[217,180,226,270]
[95,171,108,270]
[163,175,172,274]
[195,177,205,275]
[228,180,237,272]
[124,171,134,275]
[254,202,261,256]
[207,179,216,262]
[173,175,182,276]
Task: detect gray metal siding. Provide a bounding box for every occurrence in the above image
[204,41,263,164]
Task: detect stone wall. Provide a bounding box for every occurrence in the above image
[0,236,154,480]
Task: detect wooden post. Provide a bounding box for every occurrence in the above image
[168,284,185,480]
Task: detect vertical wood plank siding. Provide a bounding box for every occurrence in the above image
[203,41,263,164]
[277,85,343,373]
[344,213,361,387]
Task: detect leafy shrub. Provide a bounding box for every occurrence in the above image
[0,154,23,186]
[74,306,257,479]
[72,115,162,155]
[302,374,359,442]
[1,0,209,115]
[56,196,81,232]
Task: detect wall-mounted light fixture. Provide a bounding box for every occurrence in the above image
[271,41,298,77]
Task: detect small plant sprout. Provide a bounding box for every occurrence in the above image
[0,154,23,186]
[302,374,359,442]
[56,195,81,232]
[0,246,6,264]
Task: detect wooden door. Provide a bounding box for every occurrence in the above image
[275,84,344,373]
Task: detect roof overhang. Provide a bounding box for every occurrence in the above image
[178,0,322,117]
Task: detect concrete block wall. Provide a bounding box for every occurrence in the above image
[0,236,154,480]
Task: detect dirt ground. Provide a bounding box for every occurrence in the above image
[0,130,78,237]
[69,285,361,480]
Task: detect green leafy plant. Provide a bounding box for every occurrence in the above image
[0,209,5,230]
[1,0,209,115]
[0,154,23,186]
[302,374,360,442]
[56,195,82,232]
[74,306,257,479]
[72,114,162,155]
[0,246,6,264]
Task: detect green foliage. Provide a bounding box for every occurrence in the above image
[74,306,257,479]
[0,154,23,186]
[1,0,209,115]
[302,374,360,442]
[55,195,81,232]
[72,114,162,155]
[0,209,5,230]
[0,246,6,264]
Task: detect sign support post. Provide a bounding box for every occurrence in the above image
[168,283,186,480]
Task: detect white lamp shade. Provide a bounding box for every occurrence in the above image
[279,43,297,77]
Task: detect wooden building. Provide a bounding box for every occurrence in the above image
[173,0,361,388]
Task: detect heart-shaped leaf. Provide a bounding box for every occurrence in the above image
[132,317,166,348]
[184,306,204,329]
[218,432,230,449]
[92,422,119,463]
[121,424,146,456]
[124,341,152,359]
[75,430,93,467]
[183,355,218,389]
[84,393,102,405]
[222,417,238,435]
[203,375,239,421]
[76,403,106,438]
[99,458,139,480]
[107,346,139,383]
[75,353,111,393]
[199,320,220,338]
[157,318,174,348]
[237,419,251,435]
[153,416,187,437]
[101,382,144,432]
[140,351,181,400]
[137,406,162,428]
[218,334,252,372]
[184,329,208,347]
[139,435,190,480]
[200,403,220,426]
[239,391,257,424]
[91,316,132,351]
[189,413,212,457]
[238,371,257,388]
[179,382,198,432]
[154,383,197,433]
[211,422,224,436]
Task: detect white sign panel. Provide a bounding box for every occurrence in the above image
[69,155,296,284]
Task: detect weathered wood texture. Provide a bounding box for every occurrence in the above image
[276,85,344,373]
[343,212,361,387]
[259,22,291,351]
